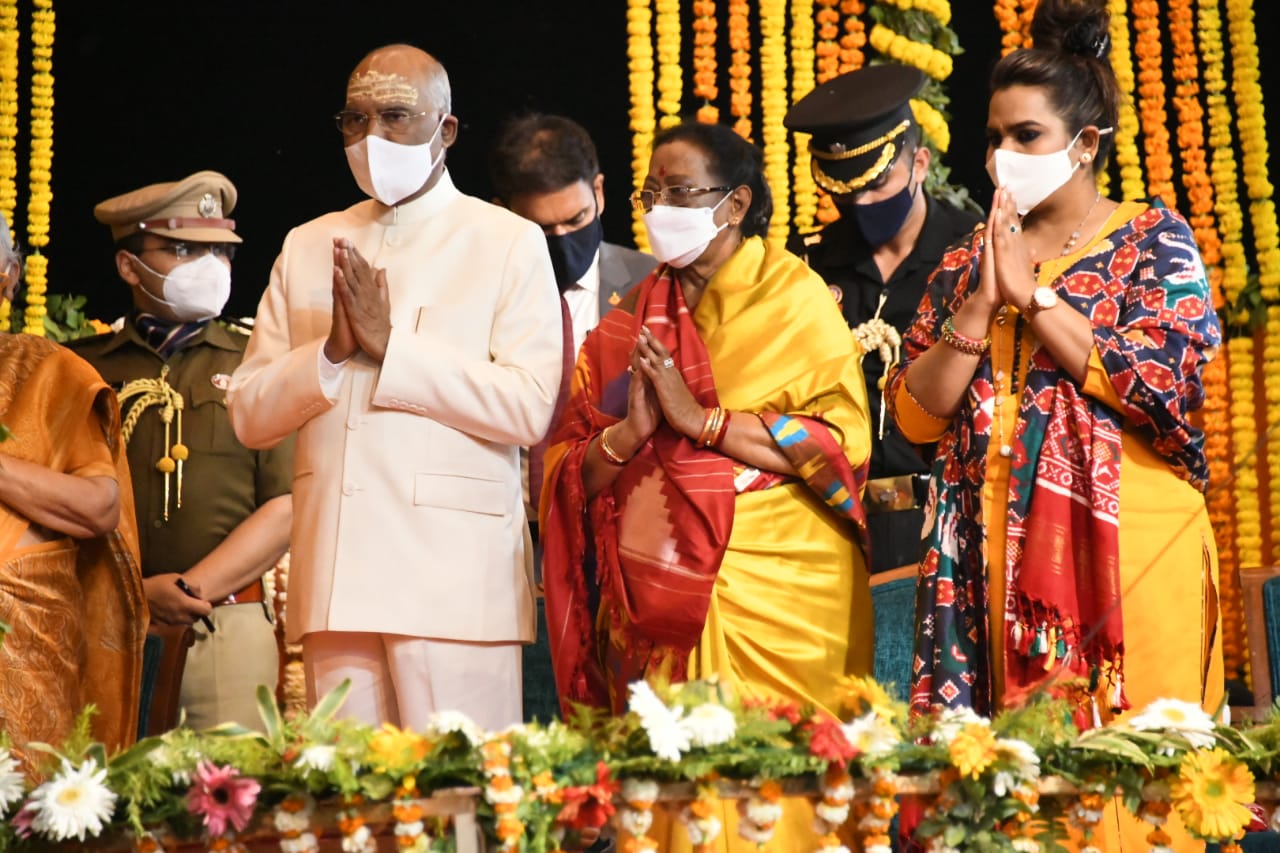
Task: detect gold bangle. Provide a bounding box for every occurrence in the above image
[940,315,990,356]
[696,407,720,446]
[598,425,629,465]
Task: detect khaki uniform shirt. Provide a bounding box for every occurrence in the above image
[72,321,294,575]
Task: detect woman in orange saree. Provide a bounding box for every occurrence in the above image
[540,122,874,850]
[0,234,146,767]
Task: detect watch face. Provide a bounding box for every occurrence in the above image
[1035,287,1058,308]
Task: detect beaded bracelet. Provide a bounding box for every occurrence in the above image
[598,425,629,465]
[940,315,990,356]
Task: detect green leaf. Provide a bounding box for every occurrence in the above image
[310,678,352,725]
[256,684,284,744]
[943,823,967,847]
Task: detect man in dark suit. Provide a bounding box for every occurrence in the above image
[490,113,652,728]
[490,113,654,357]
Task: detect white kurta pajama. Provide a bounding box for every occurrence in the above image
[228,171,562,731]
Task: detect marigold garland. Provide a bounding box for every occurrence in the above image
[24,0,53,336]
[879,0,949,24]
[654,0,681,131]
[727,0,752,141]
[692,0,719,124]
[994,0,1023,56]
[815,0,841,84]
[791,0,818,233]
[1199,0,1247,311]
[837,0,866,74]
[1102,0,1142,203]
[1267,308,1280,565]
[0,0,17,331]
[1132,0,1175,207]
[1228,335,1263,570]
[627,0,655,252]
[1017,0,1037,48]
[1203,352,1245,678]
[867,23,951,81]
[1169,0,1224,306]
[1224,0,1280,303]
[910,98,949,154]
[760,0,790,242]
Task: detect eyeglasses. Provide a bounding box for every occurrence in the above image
[334,109,434,136]
[139,242,237,261]
[628,186,732,213]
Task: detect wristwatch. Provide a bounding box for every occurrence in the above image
[1022,286,1059,320]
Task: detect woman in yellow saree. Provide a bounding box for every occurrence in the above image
[540,122,874,850]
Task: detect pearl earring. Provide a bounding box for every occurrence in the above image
[1081,153,1093,164]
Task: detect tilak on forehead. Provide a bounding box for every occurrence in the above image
[347,69,418,105]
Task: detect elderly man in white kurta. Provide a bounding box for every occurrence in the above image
[227,44,562,731]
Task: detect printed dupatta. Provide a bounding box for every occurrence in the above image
[886,204,1220,716]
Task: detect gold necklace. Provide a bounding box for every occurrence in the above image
[1057,192,1103,258]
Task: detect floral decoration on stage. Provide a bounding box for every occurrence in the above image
[2,676,1279,851]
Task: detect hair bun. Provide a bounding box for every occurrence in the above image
[1030,0,1111,60]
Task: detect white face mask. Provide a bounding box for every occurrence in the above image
[986,127,1112,215]
[642,192,731,268]
[132,253,232,322]
[345,114,448,206]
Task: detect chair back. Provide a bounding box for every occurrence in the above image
[871,564,918,703]
[137,623,195,738]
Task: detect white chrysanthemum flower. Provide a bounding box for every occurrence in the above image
[294,744,336,774]
[428,710,485,745]
[0,748,25,818]
[26,759,117,842]
[680,702,737,747]
[273,804,312,833]
[858,812,892,833]
[679,809,722,845]
[992,770,1018,798]
[622,778,660,805]
[280,832,319,853]
[737,820,775,843]
[1127,698,1217,748]
[816,838,852,853]
[843,711,902,759]
[628,685,690,762]
[485,782,524,805]
[932,707,988,743]
[617,806,654,836]
[341,824,376,853]
[394,820,425,837]
[998,737,1039,778]
[1011,839,1041,852]
[815,801,850,826]
[744,797,783,827]
[865,845,893,853]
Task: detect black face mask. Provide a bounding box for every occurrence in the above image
[845,177,919,248]
[546,211,603,292]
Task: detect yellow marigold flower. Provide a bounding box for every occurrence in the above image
[947,723,998,780]
[367,723,429,774]
[1171,748,1255,841]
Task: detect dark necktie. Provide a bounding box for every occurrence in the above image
[529,296,574,517]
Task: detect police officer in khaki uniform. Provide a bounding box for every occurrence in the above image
[71,171,294,731]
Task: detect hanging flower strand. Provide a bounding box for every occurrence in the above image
[627,0,655,252]
[728,0,752,141]
[0,0,17,331]
[654,0,681,130]
[24,0,54,337]
[837,0,866,74]
[1107,0,1145,201]
[1199,0,1247,311]
[692,0,718,123]
[790,0,818,233]
[1132,0,1175,205]
[1224,0,1280,304]
[994,0,1023,55]
[760,0,790,241]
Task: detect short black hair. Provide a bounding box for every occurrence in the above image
[489,113,600,201]
[650,122,773,239]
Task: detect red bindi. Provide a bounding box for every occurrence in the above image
[658,166,666,177]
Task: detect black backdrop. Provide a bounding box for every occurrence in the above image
[33,1,1280,320]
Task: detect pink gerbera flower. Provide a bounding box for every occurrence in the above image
[186,761,260,838]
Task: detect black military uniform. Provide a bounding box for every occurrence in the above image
[785,64,981,573]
